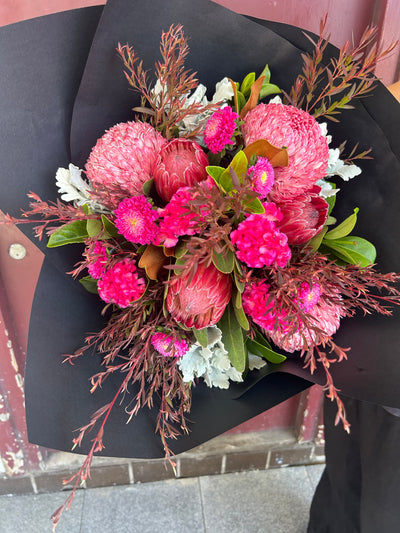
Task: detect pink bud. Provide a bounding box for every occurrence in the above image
[166,262,232,329]
[153,138,209,202]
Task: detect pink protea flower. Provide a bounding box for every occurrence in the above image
[204,106,238,153]
[166,263,232,329]
[275,187,329,245]
[230,206,291,269]
[86,241,108,280]
[242,280,289,332]
[248,157,275,198]
[86,121,166,205]
[97,259,146,308]
[153,138,209,203]
[156,186,211,248]
[269,291,344,353]
[151,332,189,358]
[242,103,329,200]
[114,195,158,244]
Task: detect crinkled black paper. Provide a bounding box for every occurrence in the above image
[1,0,399,458]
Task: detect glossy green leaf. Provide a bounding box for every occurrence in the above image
[324,208,359,240]
[233,303,250,331]
[237,90,246,113]
[193,327,209,348]
[244,196,265,214]
[87,218,102,238]
[259,83,281,100]
[240,72,255,98]
[47,220,88,247]
[323,236,376,266]
[246,338,287,364]
[234,271,245,293]
[206,165,224,183]
[308,226,328,252]
[218,304,246,372]
[79,275,98,294]
[142,179,154,196]
[212,249,235,273]
[101,215,120,238]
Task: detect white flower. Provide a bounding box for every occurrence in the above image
[248,353,267,371]
[55,164,108,212]
[326,148,362,181]
[211,77,234,104]
[319,123,362,181]
[178,327,243,389]
[269,95,283,104]
[315,179,339,198]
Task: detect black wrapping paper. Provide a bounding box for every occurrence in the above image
[0,0,399,458]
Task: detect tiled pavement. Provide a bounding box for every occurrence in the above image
[0,463,324,533]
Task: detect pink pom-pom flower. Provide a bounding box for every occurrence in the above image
[97,259,146,308]
[86,121,166,205]
[85,241,108,280]
[166,262,232,329]
[230,204,291,269]
[204,106,238,153]
[242,103,329,201]
[114,195,158,245]
[153,138,209,203]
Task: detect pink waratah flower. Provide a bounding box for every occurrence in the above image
[114,195,158,244]
[248,157,275,197]
[151,332,189,358]
[156,186,212,248]
[97,259,146,308]
[242,103,329,201]
[242,280,289,332]
[268,290,344,353]
[230,205,291,269]
[86,241,108,280]
[85,121,166,205]
[166,262,232,329]
[204,106,238,153]
[153,138,209,202]
[275,186,329,245]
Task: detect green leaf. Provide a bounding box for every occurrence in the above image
[259,83,281,100]
[324,208,359,240]
[233,301,250,330]
[47,220,88,247]
[101,215,120,238]
[81,204,91,215]
[308,226,328,252]
[230,151,248,182]
[218,304,246,372]
[79,275,98,294]
[244,196,265,214]
[240,72,256,98]
[234,271,245,293]
[246,338,287,364]
[260,64,271,84]
[237,91,246,113]
[193,328,209,348]
[212,249,235,273]
[323,236,376,266]
[142,179,154,196]
[206,165,225,185]
[87,218,102,238]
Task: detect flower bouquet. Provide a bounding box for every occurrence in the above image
[1,0,400,528]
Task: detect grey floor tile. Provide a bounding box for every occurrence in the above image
[0,490,84,533]
[200,467,314,533]
[81,478,204,533]
[305,464,325,489]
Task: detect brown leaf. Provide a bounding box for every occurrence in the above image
[138,244,169,280]
[243,139,289,167]
[239,75,265,119]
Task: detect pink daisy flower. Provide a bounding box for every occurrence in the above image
[248,157,275,197]
[114,195,158,244]
[86,241,108,280]
[98,259,146,308]
[204,106,238,153]
[151,332,189,358]
[230,208,291,269]
[242,103,329,201]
